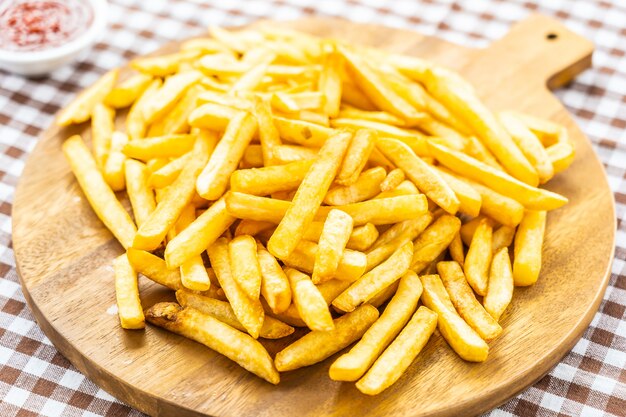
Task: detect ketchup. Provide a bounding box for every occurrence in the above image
[0,0,93,52]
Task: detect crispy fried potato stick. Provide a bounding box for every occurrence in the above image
[235,220,275,237]
[286,268,334,331]
[174,205,211,291]
[336,129,377,186]
[431,166,481,218]
[463,218,493,296]
[547,141,575,174]
[275,304,379,371]
[145,302,279,384]
[492,225,516,252]
[62,135,136,248]
[57,69,118,126]
[484,247,513,321]
[257,242,292,314]
[411,214,461,273]
[127,248,181,290]
[339,106,406,127]
[313,209,354,284]
[273,116,334,147]
[188,102,241,132]
[131,50,200,76]
[150,85,204,135]
[148,152,191,188]
[142,70,202,124]
[271,144,319,164]
[330,271,422,381]
[283,240,366,282]
[449,232,465,267]
[513,210,546,286]
[373,180,419,199]
[380,168,405,192]
[230,160,313,196]
[123,134,196,161]
[253,97,282,165]
[126,79,162,140]
[103,131,129,191]
[113,254,144,329]
[229,235,263,300]
[91,103,115,169]
[124,159,156,227]
[324,167,386,205]
[105,73,153,108]
[319,45,342,117]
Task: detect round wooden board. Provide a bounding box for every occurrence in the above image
[13,15,615,417]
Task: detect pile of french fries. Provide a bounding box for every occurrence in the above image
[59,24,574,395]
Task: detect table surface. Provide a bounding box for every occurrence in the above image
[0,0,624,416]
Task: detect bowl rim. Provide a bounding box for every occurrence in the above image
[0,0,109,63]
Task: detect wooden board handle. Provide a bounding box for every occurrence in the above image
[483,14,593,89]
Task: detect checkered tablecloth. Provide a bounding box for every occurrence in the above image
[0,0,624,416]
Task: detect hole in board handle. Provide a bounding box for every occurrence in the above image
[546,32,558,41]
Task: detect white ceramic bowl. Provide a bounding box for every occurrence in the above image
[0,0,108,77]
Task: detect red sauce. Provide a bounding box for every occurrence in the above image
[0,0,93,52]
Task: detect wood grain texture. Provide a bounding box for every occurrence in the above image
[12,15,615,417]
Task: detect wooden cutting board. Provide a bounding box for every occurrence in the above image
[12,15,615,417]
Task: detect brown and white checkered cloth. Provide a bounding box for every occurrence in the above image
[0,0,624,416]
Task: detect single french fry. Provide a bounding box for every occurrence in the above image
[235,220,275,237]
[105,73,153,108]
[319,46,342,117]
[145,302,279,384]
[103,131,129,191]
[253,97,282,165]
[171,205,211,292]
[207,238,265,338]
[57,69,118,126]
[127,248,181,290]
[356,306,437,395]
[241,144,264,168]
[330,271,422,381]
[123,134,196,161]
[438,261,502,341]
[449,232,465,267]
[373,180,419,199]
[286,268,335,331]
[324,167,386,205]
[150,85,204,136]
[423,68,538,186]
[257,242,292,314]
[126,79,162,140]
[91,103,115,169]
[429,142,567,211]
[196,112,258,200]
[131,50,200,77]
[505,111,562,146]
[432,166,481,217]
[547,141,575,174]
[143,70,202,125]
[513,210,546,286]
[176,290,293,339]
[419,274,488,362]
[230,160,313,196]
[273,116,334,147]
[268,130,352,259]
[275,304,379,372]
[463,218,493,296]
[380,168,405,192]
[148,152,192,188]
[188,102,241,132]
[411,214,461,273]
[335,195,428,226]
[62,135,136,248]
[225,192,291,223]
[492,225,516,252]
[498,112,554,184]
[346,223,379,252]
[271,144,319,164]
[133,134,212,250]
[113,254,144,329]
[336,129,377,186]
[313,209,354,284]
[283,240,366,282]
[333,243,412,313]
[165,197,236,268]
[377,137,459,214]
[484,247,513,321]
[229,235,263,300]
[124,159,156,227]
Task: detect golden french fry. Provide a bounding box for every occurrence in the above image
[341,81,377,110]
[377,137,459,214]
[235,220,274,237]
[423,68,538,186]
[330,271,422,381]
[113,254,144,329]
[275,304,379,372]
[127,248,181,290]
[133,134,212,250]
[418,115,467,151]
[420,274,488,362]
[230,159,313,196]
[150,85,204,136]
[333,243,412,313]
[335,195,428,226]
[429,142,567,210]
[373,180,419,199]
[126,79,162,140]
[338,106,406,127]
[449,232,465,267]
[273,116,334,147]
[207,238,265,338]
[467,135,503,170]
[285,268,335,331]
[284,240,366,282]
[356,306,437,395]
[188,102,241,132]
[547,141,575,174]
[123,134,196,161]
[91,103,115,169]
[463,218,492,296]
[268,131,352,259]
[145,302,279,384]
[57,69,118,126]
[105,73,153,109]
[432,166,481,217]
[498,112,554,184]
[131,50,200,76]
[319,47,343,117]
[411,214,461,273]
[271,144,319,164]
[148,152,191,188]
[143,70,202,125]
[231,54,276,92]
[252,97,282,165]
[484,247,513,321]
[504,111,562,146]
[103,131,129,191]
[257,242,292,314]
[229,235,263,300]
[241,144,264,168]
[196,112,258,200]
[459,216,495,246]
[513,210,546,286]
[313,209,354,284]
[492,225,516,252]
[346,223,379,252]
[438,261,502,341]
[336,129,377,186]
[173,205,211,292]
[176,290,293,339]
[62,135,136,248]
[324,167,386,205]
[165,197,235,268]
[225,192,291,223]
[380,168,405,192]
[124,159,156,227]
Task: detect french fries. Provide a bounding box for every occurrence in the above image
[61,25,577,392]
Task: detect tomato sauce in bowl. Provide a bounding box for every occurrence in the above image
[0,0,94,52]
